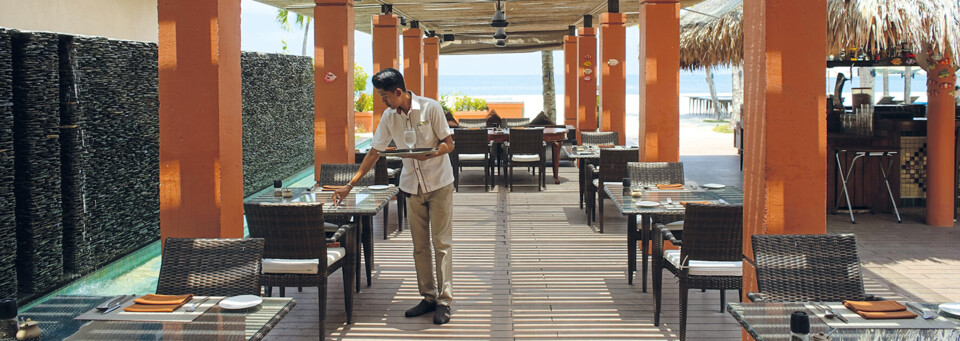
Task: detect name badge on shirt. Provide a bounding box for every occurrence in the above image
[418,120,429,126]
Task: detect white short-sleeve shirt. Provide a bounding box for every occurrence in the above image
[370,92,454,194]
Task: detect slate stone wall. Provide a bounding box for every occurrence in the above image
[0,29,17,299]
[241,52,315,195]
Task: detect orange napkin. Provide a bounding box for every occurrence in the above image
[656,184,685,190]
[322,185,346,190]
[597,143,615,148]
[679,201,711,207]
[385,146,397,151]
[842,300,917,319]
[124,294,193,313]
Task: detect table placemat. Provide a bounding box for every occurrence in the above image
[805,303,959,329]
[75,296,220,322]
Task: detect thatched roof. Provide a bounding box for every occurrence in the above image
[255,0,704,55]
[680,0,960,70]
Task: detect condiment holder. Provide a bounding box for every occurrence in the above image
[16,318,41,341]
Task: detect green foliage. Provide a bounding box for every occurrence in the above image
[439,93,453,113]
[448,93,487,111]
[703,119,727,123]
[354,64,368,94]
[355,92,374,112]
[276,9,308,31]
[712,124,734,134]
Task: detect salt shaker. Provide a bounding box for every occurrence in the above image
[790,311,810,341]
[622,178,631,195]
[273,180,283,197]
[0,298,18,339]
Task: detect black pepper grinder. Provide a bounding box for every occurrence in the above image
[273,180,283,197]
[622,178,631,195]
[790,311,810,341]
[0,298,18,339]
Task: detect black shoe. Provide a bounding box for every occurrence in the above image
[405,300,436,317]
[433,304,451,324]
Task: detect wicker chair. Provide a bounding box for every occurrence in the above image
[318,163,391,237]
[452,128,494,191]
[627,162,685,186]
[749,234,876,303]
[457,118,487,128]
[156,238,264,297]
[580,131,618,146]
[652,204,743,341]
[504,127,546,191]
[586,148,639,232]
[244,202,355,338]
[502,117,530,128]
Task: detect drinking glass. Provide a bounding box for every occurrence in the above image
[403,129,416,149]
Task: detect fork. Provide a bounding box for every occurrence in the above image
[815,302,837,319]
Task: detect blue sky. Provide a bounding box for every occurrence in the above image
[239,0,648,77]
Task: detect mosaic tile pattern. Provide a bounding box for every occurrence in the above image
[0,28,18,299]
[899,136,927,202]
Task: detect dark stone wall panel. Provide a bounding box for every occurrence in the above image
[241,52,314,196]
[0,28,18,299]
[11,31,63,295]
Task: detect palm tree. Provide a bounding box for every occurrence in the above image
[276,9,311,56]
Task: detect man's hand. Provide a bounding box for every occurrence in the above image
[331,185,352,205]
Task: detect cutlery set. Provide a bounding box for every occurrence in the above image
[97,295,135,314]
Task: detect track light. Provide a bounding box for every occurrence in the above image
[493,27,507,40]
[491,1,508,27]
[496,39,506,47]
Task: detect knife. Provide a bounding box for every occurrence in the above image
[824,304,849,323]
[101,294,136,314]
[96,295,126,310]
[906,302,937,319]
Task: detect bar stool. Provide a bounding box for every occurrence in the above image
[834,148,902,223]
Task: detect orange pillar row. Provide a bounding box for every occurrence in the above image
[563,34,578,129]
[577,27,598,134]
[402,28,423,96]
[423,36,440,100]
[314,0,355,176]
[924,52,957,227]
[638,0,680,162]
[371,14,399,129]
[157,0,244,241]
[741,0,827,318]
[600,13,626,145]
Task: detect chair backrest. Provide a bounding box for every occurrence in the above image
[507,127,543,155]
[157,238,264,296]
[581,131,618,146]
[458,118,487,128]
[503,118,530,128]
[598,149,639,182]
[680,204,743,263]
[751,234,869,302]
[244,202,331,260]
[627,162,684,186]
[453,128,490,155]
[318,163,373,186]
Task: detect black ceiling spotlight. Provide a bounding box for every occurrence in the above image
[442,34,455,42]
[584,15,593,28]
[410,20,420,29]
[491,0,508,27]
[381,4,392,14]
[608,0,619,13]
[568,25,576,36]
[495,39,506,47]
[493,27,507,40]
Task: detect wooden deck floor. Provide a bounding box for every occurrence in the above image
[264,163,958,340]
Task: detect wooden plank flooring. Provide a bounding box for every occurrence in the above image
[264,162,955,340]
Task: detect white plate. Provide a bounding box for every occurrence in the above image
[939,302,960,317]
[368,185,391,190]
[218,295,263,310]
[702,183,726,189]
[634,201,660,208]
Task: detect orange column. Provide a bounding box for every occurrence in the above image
[423,36,440,100]
[402,28,423,95]
[578,27,598,133]
[741,0,827,312]
[925,52,957,227]
[314,0,355,176]
[372,14,399,129]
[564,34,579,129]
[600,13,626,145]
[638,0,679,162]
[157,0,244,240]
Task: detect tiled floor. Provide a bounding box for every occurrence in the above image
[264,158,958,340]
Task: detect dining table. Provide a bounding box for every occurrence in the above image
[19,295,295,340]
[603,183,743,292]
[245,185,400,292]
[728,302,960,340]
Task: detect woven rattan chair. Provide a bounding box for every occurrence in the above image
[244,202,355,338]
[318,163,394,238]
[156,238,264,297]
[457,118,487,128]
[586,149,639,232]
[504,127,545,191]
[580,131,618,146]
[749,234,876,303]
[627,162,685,186]
[452,128,494,191]
[502,117,530,128]
[652,204,743,341]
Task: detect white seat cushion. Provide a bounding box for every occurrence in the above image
[324,222,341,230]
[663,249,742,276]
[387,168,397,177]
[665,220,684,228]
[262,247,347,274]
[458,153,486,161]
[512,154,540,162]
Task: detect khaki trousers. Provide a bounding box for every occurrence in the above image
[406,183,454,306]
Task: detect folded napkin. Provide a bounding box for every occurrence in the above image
[597,143,615,148]
[656,184,685,190]
[322,185,347,190]
[385,146,397,151]
[843,300,917,319]
[679,201,711,207]
[125,294,193,313]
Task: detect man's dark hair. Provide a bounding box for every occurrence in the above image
[372,68,406,92]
